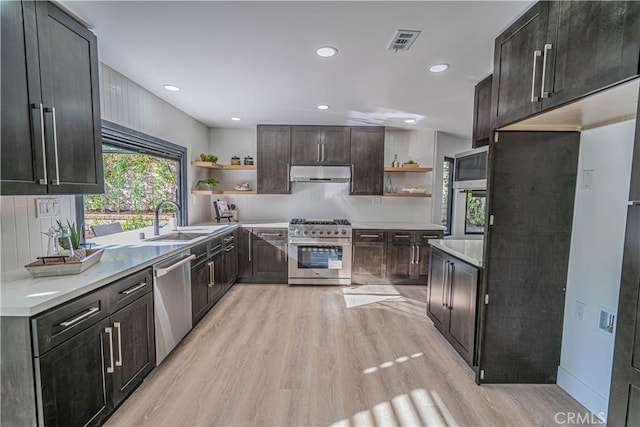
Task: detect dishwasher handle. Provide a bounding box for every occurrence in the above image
[155,254,196,277]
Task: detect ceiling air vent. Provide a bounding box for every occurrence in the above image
[387,29,421,52]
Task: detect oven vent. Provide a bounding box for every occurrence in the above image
[387,29,421,52]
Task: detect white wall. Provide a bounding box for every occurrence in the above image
[432,132,472,237]
[0,196,76,272]
[99,63,211,225]
[207,128,437,222]
[558,120,636,419]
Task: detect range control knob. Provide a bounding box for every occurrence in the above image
[319,231,324,235]
[303,231,308,236]
[341,230,347,235]
[311,231,316,235]
[334,230,339,235]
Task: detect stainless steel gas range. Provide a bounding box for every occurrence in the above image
[288,218,352,285]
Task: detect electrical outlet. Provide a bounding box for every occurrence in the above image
[372,197,382,206]
[575,301,586,321]
[598,306,615,335]
[35,198,61,218]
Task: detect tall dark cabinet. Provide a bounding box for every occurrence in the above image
[350,127,384,195]
[608,86,640,426]
[472,74,492,148]
[257,125,291,194]
[1,1,103,195]
[477,131,580,383]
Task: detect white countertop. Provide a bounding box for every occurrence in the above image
[352,222,446,231]
[1,225,237,317]
[429,239,484,268]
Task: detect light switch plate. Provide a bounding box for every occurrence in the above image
[35,198,61,218]
[372,197,382,206]
[575,300,586,321]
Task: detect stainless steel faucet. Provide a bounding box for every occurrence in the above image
[154,200,181,236]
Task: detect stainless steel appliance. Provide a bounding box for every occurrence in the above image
[153,251,194,364]
[288,218,352,285]
[289,165,351,183]
[453,146,488,190]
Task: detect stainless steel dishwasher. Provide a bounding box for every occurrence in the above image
[153,251,195,365]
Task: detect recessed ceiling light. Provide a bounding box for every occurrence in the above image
[428,63,450,73]
[316,104,330,110]
[405,119,416,124]
[163,84,181,91]
[316,46,338,58]
[231,117,242,121]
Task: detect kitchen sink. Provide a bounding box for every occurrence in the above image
[146,232,211,242]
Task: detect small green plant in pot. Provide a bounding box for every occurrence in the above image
[56,219,86,261]
[199,153,218,163]
[197,178,219,190]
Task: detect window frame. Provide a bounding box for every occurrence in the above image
[442,157,454,236]
[464,190,487,235]
[76,120,188,233]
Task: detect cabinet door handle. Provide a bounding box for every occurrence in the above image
[105,327,115,373]
[360,234,380,238]
[44,107,60,185]
[120,282,147,295]
[411,245,415,264]
[286,162,290,192]
[59,306,99,328]
[442,261,449,307]
[447,263,455,309]
[32,103,48,185]
[540,43,552,99]
[248,231,252,261]
[317,143,321,162]
[285,244,288,262]
[350,164,355,192]
[114,322,123,367]
[530,50,541,103]
[208,261,214,287]
[416,245,420,263]
[321,143,325,162]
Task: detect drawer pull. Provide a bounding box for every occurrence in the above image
[59,306,99,328]
[225,245,235,252]
[223,236,234,243]
[260,233,282,237]
[211,244,223,252]
[360,234,380,238]
[120,282,147,295]
[422,235,438,239]
[394,234,410,238]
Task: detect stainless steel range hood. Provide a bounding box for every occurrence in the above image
[290,166,351,183]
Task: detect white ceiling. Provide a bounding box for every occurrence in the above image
[61,1,532,138]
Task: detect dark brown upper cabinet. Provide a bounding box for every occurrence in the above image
[542,1,640,111]
[1,1,103,195]
[291,126,350,166]
[257,125,291,194]
[350,127,384,195]
[492,0,639,129]
[472,74,492,148]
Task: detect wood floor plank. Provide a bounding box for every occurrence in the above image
[106,284,599,427]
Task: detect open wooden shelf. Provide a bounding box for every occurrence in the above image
[383,193,432,198]
[190,161,256,170]
[384,167,433,172]
[191,189,257,195]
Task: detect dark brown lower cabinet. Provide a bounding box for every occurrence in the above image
[109,292,155,407]
[191,257,213,325]
[223,233,238,291]
[386,230,443,284]
[426,247,481,367]
[238,228,288,284]
[352,230,387,284]
[37,317,112,427]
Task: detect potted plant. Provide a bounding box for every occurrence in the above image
[402,159,419,168]
[55,219,86,261]
[197,178,219,190]
[199,153,218,163]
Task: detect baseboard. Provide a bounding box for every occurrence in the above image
[556,366,608,421]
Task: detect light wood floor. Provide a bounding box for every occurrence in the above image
[106,284,598,427]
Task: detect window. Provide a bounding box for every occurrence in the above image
[465,191,486,235]
[440,157,454,235]
[77,121,187,238]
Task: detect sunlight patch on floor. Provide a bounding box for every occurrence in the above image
[329,388,457,427]
[363,352,424,374]
[341,285,402,308]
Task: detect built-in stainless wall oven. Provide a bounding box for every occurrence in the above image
[288,219,352,285]
[453,146,488,190]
